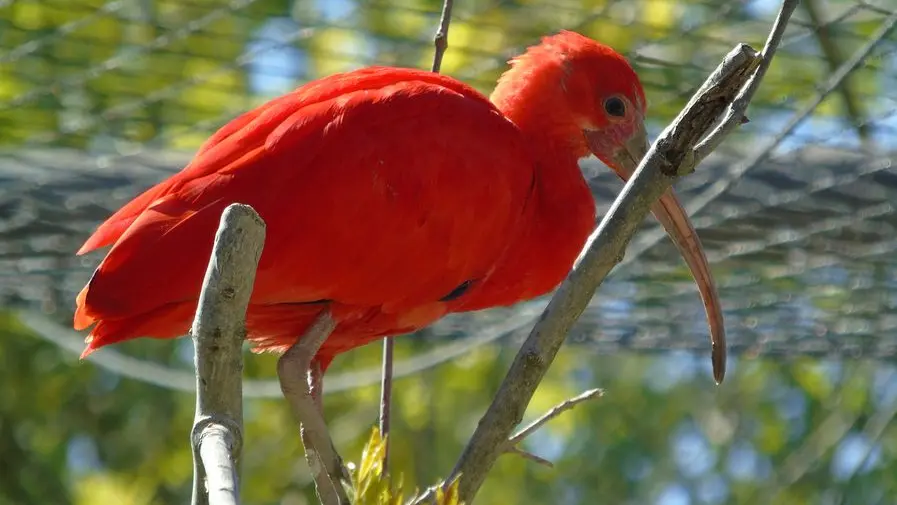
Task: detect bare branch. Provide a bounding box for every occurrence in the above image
[413,3,800,502]
[833,369,897,504]
[501,388,604,468]
[776,5,897,150]
[749,362,866,503]
[196,423,242,505]
[508,388,604,447]
[190,203,266,505]
[655,44,760,177]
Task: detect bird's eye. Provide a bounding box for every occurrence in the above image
[604,97,626,118]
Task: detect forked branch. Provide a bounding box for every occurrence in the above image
[190,204,266,505]
[504,388,605,468]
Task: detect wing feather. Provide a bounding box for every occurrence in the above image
[75,68,536,333]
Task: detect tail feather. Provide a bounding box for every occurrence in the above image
[77,301,331,359]
[73,283,94,331]
[77,180,179,255]
[243,303,330,353]
[79,302,196,358]
[76,298,410,375]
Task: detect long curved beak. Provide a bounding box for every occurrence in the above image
[588,122,727,383]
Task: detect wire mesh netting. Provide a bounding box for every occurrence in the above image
[2,0,897,363]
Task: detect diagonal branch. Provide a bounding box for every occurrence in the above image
[443,45,759,503]
[190,204,266,505]
[410,2,800,503]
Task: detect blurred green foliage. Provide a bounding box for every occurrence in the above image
[349,427,461,505]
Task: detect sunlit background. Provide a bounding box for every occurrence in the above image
[2,0,897,504]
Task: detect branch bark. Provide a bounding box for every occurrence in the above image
[442,48,758,503]
[190,204,266,505]
[411,2,800,503]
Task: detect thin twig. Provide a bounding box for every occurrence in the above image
[507,447,554,468]
[379,0,456,473]
[431,0,455,73]
[775,401,858,485]
[859,1,896,16]
[503,388,605,468]
[412,4,799,502]
[378,337,394,468]
[508,388,604,446]
[190,204,266,505]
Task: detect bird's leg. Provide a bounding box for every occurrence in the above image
[308,359,326,412]
[300,360,347,505]
[277,310,351,505]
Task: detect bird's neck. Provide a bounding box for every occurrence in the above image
[491,64,593,213]
[490,53,591,161]
[453,74,597,308]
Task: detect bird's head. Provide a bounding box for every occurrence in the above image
[492,31,726,383]
[492,30,649,173]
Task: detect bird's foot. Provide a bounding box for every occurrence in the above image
[277,310,351,505]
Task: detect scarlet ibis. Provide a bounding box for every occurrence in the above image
[74,30,726,494]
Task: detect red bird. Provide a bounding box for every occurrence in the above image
[75,31,725,380]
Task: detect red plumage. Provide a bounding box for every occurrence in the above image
[75,68,552,365]
[74,31,724,378]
